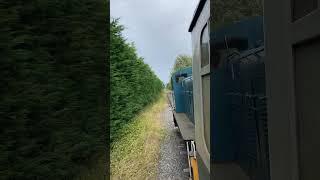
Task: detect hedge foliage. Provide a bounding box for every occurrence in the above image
[110,19,163,143]
[0,1,107,179]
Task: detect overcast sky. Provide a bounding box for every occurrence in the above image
[110,0,198,83]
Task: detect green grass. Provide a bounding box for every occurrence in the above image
[110,92,167,180]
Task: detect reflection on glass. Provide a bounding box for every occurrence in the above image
[211,0,263,30]
[201,25,210,67]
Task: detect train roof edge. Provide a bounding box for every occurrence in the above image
[188,0,207,32]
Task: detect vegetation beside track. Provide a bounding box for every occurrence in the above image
[0,1,107,179]
[110,92,167,180]
[110,19,164,143]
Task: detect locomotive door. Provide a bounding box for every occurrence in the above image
[264,0,320,179]
[200,23,211,154]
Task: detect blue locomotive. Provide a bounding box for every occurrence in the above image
[169,0,269,179]
[170,0,320,179]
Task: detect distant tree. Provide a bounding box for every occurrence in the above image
[171,54,192,74]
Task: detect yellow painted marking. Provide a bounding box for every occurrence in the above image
[190,157,199,180]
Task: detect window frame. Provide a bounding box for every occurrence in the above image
[199,22,211,153]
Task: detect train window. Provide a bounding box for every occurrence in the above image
[211,0,263,30]
[200,23,210,153]
[202,75,210,152]
[201,24,210,67]
[175,73,188,83]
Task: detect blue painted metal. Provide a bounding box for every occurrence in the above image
[227,47,269,180]
[210,16,265,163]
[182,77,194,124]
[209,17,270,180]
[171,67,192,113]
[210,16,264,53]
[210,51,234,162]
[210,44,269,180]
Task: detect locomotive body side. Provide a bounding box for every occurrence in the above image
[188,0,211,179]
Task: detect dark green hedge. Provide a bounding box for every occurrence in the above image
[0,1,107,179]
[110,19,163,143]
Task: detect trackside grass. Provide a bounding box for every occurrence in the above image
[110,92,167,179]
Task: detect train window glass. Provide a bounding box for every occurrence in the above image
[210,1,269,177]
[202,75,210,152]
[175,77,179,83]
[175,73,188,83]
[211,0,263,30]
[201,25,209,67]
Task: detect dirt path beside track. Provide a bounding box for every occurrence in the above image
[157,105,189,180]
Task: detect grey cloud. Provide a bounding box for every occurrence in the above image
[111,0,198,83]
